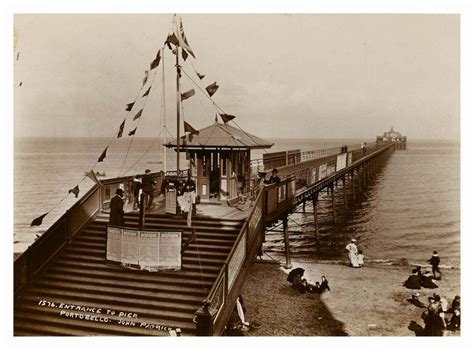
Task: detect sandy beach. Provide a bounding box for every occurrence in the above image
[241,258,460,336]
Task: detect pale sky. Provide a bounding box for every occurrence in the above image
[13,14,459,140]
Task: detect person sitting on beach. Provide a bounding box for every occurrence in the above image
[428,251,442,280]
[421,271,438,289]
[357,250,365,267]
[408,292,426,308]
[404,268,422,290]
[319,276,331,293]
[448,296,461,331]
[292,273,309,294]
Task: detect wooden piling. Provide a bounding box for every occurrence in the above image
[351,170,356,200]
[331,183,336,223]
[363,163,367,186]
[313,194,319,252]
[342,174,347,209]
[282,216,292,269]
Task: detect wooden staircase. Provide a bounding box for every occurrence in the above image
[14,213,244,336]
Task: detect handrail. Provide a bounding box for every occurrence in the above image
[293,142,394,203]
[249,142,366,172]
[195,186,266,335]
[14,183,101,293]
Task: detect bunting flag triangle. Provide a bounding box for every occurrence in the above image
[165,32,179,48]
[133,109,143,121]
[182,49,189,61]
[142,86,151,97]
[98,146,108,162]
[197,72,205,80]
[206,82,219,97]
[68,185,80,198]
[126,102,135,111]
[142,70,149,87]
[219,113,236,124]
[181,89,195,101]
[117,119,125,138]
[173,16,196,58]
[84,169,100,184]
[31,212,48,226]
[128,127,137,136]
[184,121,199,135]
[150,49,161,70]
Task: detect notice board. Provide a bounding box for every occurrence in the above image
[106,226,182,271]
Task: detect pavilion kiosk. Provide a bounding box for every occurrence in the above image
[166,119,273,205]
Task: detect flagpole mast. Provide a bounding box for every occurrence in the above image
[162,48,167,173]
[176,44,181,177]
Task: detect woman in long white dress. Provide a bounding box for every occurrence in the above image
[346,239,360,267]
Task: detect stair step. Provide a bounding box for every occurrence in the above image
[53,257,222,275]
[47,262,218,281]
[53,253,222,273]
[80,228,239,241]
[29,281,204,305]
[16,296,196,326]
[21,290,199,314]
[63,245,230,260]
[15,307,195,336]
[34,274,210,296]
[69,239,234,253]
[40,270,214,290]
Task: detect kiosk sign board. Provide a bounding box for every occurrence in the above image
[107,226,182,271]
[318,163,327,181]
[336,153,347,171]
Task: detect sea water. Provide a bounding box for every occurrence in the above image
[14,137,460,269]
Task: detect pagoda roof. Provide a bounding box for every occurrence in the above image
[165,121,274,150]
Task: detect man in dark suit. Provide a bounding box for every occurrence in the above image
[142,169,156,209]
[109,188,125,226]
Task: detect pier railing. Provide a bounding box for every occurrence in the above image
[195,185,267,335]
[100,171,164,211]
[194,176,297,335]
[249,142,366,174]
[14,184,101,293]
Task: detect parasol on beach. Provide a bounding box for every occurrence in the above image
[287,267,305,283]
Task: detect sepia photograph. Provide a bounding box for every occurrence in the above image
[2,0,472,346]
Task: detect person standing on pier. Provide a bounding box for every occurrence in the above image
[264,168,281,185]
[131,175,142,210]
[428,251,442,280]
[179,171,196,227]
[109,188,125,226]
[142,169,156,210]
[346,239,360,268]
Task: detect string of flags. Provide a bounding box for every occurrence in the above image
[30,15,240,227]
[31,169,102,226]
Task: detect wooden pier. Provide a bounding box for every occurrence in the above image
[14,136,403,336]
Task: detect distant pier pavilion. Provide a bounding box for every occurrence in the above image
[376,126,407,150]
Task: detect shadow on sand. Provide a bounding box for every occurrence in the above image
[240,261,347,336]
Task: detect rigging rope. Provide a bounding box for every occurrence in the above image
[119,63,161,176]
